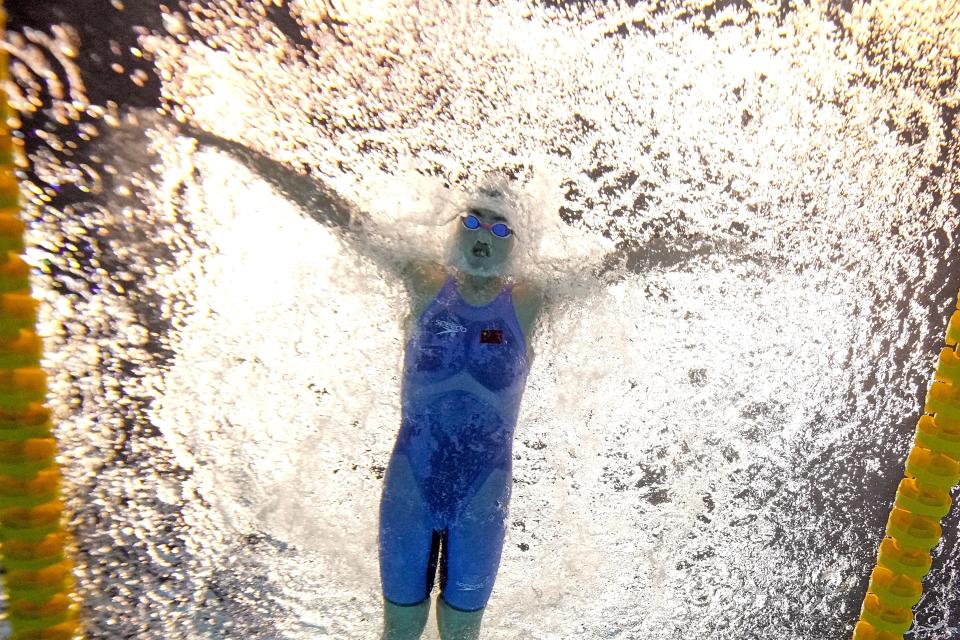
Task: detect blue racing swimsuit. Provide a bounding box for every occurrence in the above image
[379,276,530,611]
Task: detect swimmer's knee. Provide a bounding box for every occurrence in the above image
[437,597,485,640]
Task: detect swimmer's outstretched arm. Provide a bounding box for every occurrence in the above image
[521,252,613,319]
[179,124,422,281]
[181,125,355,228]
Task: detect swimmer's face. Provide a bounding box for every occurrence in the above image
[455,207,516,275]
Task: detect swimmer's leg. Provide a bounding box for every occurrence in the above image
[383,599,430,640]
[438,467,511,639]
[379,453,438,640]
[436,597,484,640]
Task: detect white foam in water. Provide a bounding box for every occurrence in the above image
[6,1,960,638]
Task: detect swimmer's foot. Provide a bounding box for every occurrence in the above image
[382,598,429,640]
[437,598,484,640]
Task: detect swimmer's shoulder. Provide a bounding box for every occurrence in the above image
[401,260,450,311]
[510,280,544,338]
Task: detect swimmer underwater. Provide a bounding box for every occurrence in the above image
[377,185,543,640]
[175,130,547,639]
[312,175,543,639]
[293,176,541,639]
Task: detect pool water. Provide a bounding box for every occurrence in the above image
[4,1,960,638]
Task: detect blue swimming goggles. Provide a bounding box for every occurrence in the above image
[461,212,513,238]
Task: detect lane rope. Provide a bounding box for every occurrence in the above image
[854,295,960,639]
[0,6,82,639]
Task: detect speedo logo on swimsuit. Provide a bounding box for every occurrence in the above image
[435,319,467,336]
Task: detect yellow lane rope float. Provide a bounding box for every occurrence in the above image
[0,6,81,640]
[854,297,960,639]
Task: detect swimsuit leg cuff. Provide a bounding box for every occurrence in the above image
[384,595,430,608]
[439,596,486,613]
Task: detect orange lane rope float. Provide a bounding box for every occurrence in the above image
[854,297,960,639]
[0,6,82,640]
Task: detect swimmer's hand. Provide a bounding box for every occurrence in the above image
[180,122,420,278]
[179,123,357,231]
